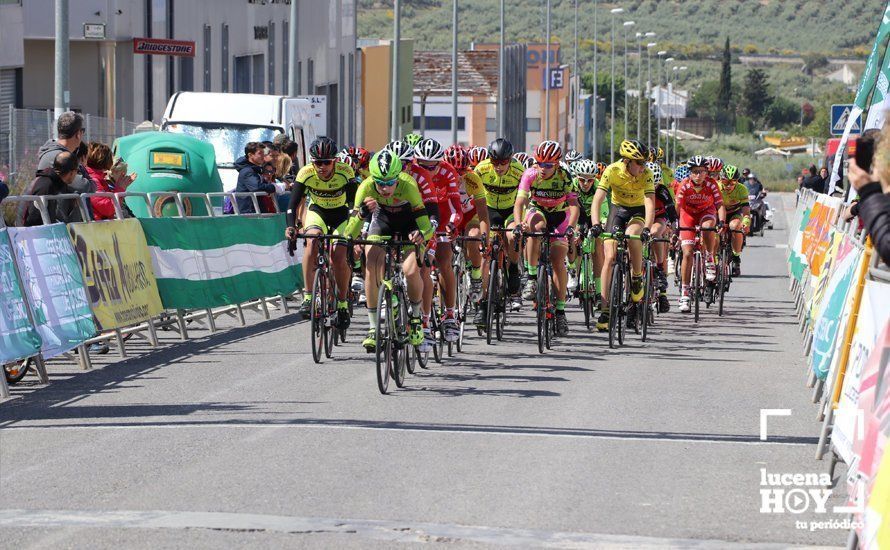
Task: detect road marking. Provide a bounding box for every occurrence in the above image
[0,420,818,446]
[774,244,788,249]
[0,509,841,549]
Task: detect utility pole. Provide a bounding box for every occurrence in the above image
[451,0,458,145]
[544,0,551,141]
[609,8,623,162]
[573,0,579,150]
[391,0,401,141]
[656,51,666,150]
[54,0,70,124]
[622,20,634,140]
[288,0,298,95]
[592,0,599,161]
[646,41,656,146]
[497,0,505,137]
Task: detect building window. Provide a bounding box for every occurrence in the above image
[526,118,541,132]
[282,20,289,94]
[252,54,265,94]
[297,61,302,95]
[221,24,229,92]
[267,21,275,95]
[179,57,194,92]
[486,118,497,132]
[234,55,250,93]
[412,116,466,131]
[203,25,211,91]
[307,59,314,94]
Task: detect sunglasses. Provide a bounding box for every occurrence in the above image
[578,176,597,185]
[492,159,511,166]
[539,162,555,169]
[374,177,398,187]
[263,170,276,175]
[313,159,333,166]
[691,168,708,175]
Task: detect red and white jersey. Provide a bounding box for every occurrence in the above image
[405,161,438,205]
[675,177,723,215]
[426,161,463,226]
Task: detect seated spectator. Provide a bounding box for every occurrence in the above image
[233,142,276,214]
[86,142,137,220]
[847,128,890,266]
[21,151,80,226]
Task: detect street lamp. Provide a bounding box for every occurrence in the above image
[609,7,623,162]
[544,0,552,141]
[669,65,688,166]
[622,20,635,140]
[656,50,666,149]
[573,0,579,150]
[646,41,656,145]
[639,32,654,140]
[592,0,599,161]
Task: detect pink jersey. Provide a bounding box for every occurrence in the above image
[518,166,576,212]
[675,177,723,215]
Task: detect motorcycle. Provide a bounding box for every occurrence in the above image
[748,190,768,237]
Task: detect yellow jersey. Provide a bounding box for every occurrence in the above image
[475,158,525,210]
[294,161,356,209]
[597,160,655,208]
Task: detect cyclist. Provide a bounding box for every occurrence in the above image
[344,150,434,351]
[515,140,580,337]
[445,145,490,305]
[719,164,751,276]
[286,137,358,329]
[475,138,526,322]
[567,159,602,295]
[590,139,655,332]
[342,146,371,180]
[513,152,534,169]
[646,161,678,313]
[565,149,583,164]
[675,155,726,313]
[414,138,463,343]
[404,132,423,148]
[468,146,488,169]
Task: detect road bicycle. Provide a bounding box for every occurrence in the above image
[640,236,672,342]
[713,228,746,316]
[482,227,517,344]
[574,227,598,331]
[353,238,421,394]
[601,228,642,348]
[293,233,346,364]
[677,225,719,323]
[519,228,572,354]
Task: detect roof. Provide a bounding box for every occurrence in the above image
[414,50,499,97]
[754,147,791,158]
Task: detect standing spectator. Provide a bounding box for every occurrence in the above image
[0,175,8,203]
[275,154,294,212]
[819,167,830,193]
[801,165,826,194]
[233,142,276,214]
[21,151,80,226]
[86,142,137,220]
[281,139,301,176]
[35,112,95,194]
[847,130,890,266]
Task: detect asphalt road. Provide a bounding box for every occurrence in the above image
[0,193,849,549]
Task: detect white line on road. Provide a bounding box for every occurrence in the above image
[0,509,840,549]
[0,421,818,446]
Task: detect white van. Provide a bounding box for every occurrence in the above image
[160,92,318,191]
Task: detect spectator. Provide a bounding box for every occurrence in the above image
[274,155,294,212]
[233,142,276,214]
[21,151,80,226]
[86,142,137,220]
[281,139,301,175]
[819,167,830,191]
[34,112,95,194]
[801,165,826,194]
[263,142,281,165]
[848,133,890,266]
[0,175,8,203]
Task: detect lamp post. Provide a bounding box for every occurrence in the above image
[655,51,667,149]
[592,0,599,161]
[622,20,635,140]
[646,41,656,146]
[391,0,402,141]
[497,0,505,136]
[451,0,458,145]
[573,0,579,150]
[639,32,654,141]
[670,65,687,166]
[661,57,675,159]
[544,0,552,141]
[609,7,623,162]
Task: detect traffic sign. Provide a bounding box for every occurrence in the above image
[831,104,861,136]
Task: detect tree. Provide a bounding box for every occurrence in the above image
[742,68,773,125]
[717,37,733,131]
[687,80,721,119]
[766,96,800,128]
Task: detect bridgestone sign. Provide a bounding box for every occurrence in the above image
[132,38,196,57]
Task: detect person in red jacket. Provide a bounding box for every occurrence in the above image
[85,142,136,220]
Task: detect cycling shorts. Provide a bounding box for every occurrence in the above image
[304,205,349,240]
[679,209,717,246]
[367,208,419,242]
[604,205,645,238]
[457,212,479,235]
[526,207,570,245]
[489,206,515,229]
[727,208,746,222]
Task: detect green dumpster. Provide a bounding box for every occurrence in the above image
[113,132,223,218]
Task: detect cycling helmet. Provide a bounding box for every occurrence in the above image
[565,149,583,163]
[573,159,598,177]
[561,160,573,176]
[336,151,359,172]
[369,150,402,182]
[444,145,469,171]
[722,164,739,181]
[705,156,724,173]
[619,139,647,161]
[488,138,514,161]
[414,138,445,161]
[513,152,531,166]
[647,146,658,163]
[534,140,563,163]
[309,136,337,160]
[520,156,535,169]
[468,146,489,166]
[673,164,691,181]
[596,161,608,176]
[356,147,371,168]
[656,147,665,161]
[645,161,663,185]
[404,132,423,147]
[385,140,414,162]
[686,155,707,168]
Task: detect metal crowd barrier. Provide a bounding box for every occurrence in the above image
[0,189,301,394]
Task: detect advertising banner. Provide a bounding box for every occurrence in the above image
[0,228,42,364]
[811,242,863,380]
[8,224,95,358]
[67,219,164,331]
[140,215,299,309]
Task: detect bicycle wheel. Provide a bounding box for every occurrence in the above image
[536,268,547,354]
[4,357,33,385]
[458,283,470,353]
[497,264,508,341]
[324,274,336,358]
[580,253,592,330]
[310,270,325,364]
[608,262,623,349]
[430,301,443,363]
[693,253,702,323]
[642,261,652,342]
[486,259,499,345]
[393,292,409,388]
[717,246,728,317]
[375,285,392,394]
[618,265,627,346]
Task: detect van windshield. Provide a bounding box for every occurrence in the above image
[164,123,281,167]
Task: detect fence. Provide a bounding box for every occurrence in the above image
[786,187,890,549]
[1,107,140,196]
[0,190,304,398]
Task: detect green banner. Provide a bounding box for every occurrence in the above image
[0,228,42,364]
